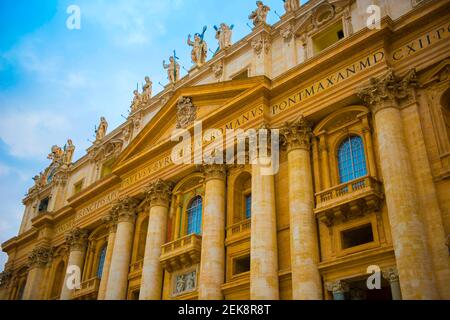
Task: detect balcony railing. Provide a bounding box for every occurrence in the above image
[226,218,251,243]
[160,234,202,272]
[73,277,101,300]
[315,176,383,225]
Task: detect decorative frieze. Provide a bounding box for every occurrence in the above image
[27,246,54,269]
[65,228,89,251]
[281,115,313,152]
[145,179,174,208]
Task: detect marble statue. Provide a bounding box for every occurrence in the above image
[214,23,233,50]
[131,89,142,113]
[187,26,208,67]
[163,55,180,84]
[249,1,270,27]
[47,145,64,163]
[95,117,108,141]
[142,76,152,102]
[63,139,75,164]
[283,0,300,13]
[32,172,46,188]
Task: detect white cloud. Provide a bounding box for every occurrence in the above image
[0,110,71,158]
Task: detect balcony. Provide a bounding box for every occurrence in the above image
[72,277,101,300]
[160,234,202,272]
[129,259,144,279]
[225,219,251,245]
[315,176,384,226]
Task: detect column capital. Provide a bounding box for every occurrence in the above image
[358,68,419,115]
[111,196,139,223]
[65,227,89,251]
[102,211,118,233]
[325,280,349,294]
[281,115,312,152]
[0,269,12,288]
[27,245,54,269]
[382,267,400,283]
[145,179,174,208]
[201,164,227,182]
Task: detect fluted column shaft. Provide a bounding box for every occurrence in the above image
[60,228,89,300]
[359,70,438,299]
[198,165,226,300]
[140,179,173,300]
[250,154,279,300]
[97,213,117,300]
[282,116,322,300]
[105,197,138,300]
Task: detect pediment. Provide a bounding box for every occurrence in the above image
[113,76,269,173]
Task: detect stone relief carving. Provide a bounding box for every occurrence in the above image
[251,34,271,56]
[280,24,294,42]
[176,96,197,129]
[174,270,197,295]
[212,60,224,79]
[249,1,270,27]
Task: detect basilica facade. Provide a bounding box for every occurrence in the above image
[0,0,449,300]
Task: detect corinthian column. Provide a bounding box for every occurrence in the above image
[105,197,138,300]
[60,228,89,300]
[139,179,173,300]
[281,116,322,300]
[97,213,118,300]
[23,246,53,300]
[382,267,402,300]
[198,164,226,300]
[0,270,12,300]
[250,128,279,300]
[358,69,438,299]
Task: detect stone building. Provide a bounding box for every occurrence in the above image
[0,0,449,300]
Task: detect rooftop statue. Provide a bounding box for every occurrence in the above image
[95,117,108,141]
[187,26,208,67]
[214,23,233,51]
[163,52,180,84]
[47,145,64,163]
[142,76,152,102]
[63,139,75,165]
[249,1,270,27]
[283,0,300,13]
[131,89,142,113]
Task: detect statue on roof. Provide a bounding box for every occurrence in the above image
[131,89,142,113]
[249,1,270,27]
[187,26,208,67]
[283,0,300,13]
[163,51,180,84]
[95,117,108,141]
[142,76,152,102]
[47,145,64,163]
[63,139,75,165]
[214,23,233,51]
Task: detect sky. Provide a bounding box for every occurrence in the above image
[0,0,307,270]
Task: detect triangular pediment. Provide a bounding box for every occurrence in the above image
[113,76,269,174]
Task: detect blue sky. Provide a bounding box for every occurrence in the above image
[0,0,302,270]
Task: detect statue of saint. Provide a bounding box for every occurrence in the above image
[163,55,180,84]
[47,145,64,163]
[63,139,75,164]
[283,0,299,13]
[130,90,142,113]
[214,23,233,51]
[187,26,208,67]
[142,76,152,102]
[32,172,45,188]
[95,117,108,141]
[249,1,270,27]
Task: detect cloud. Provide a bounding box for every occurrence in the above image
[0,110,71,159]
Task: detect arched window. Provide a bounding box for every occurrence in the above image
[96,245,107,279]
[338,135,367,183]
[187,196,202,235]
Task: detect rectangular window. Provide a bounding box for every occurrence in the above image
[341,224,374,249]
[245,194,252,219]
[73,179,84,195]
[233,255,250,275]
[312,20,345,54]
[38,197,49,213]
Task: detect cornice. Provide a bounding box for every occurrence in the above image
[66,174,120,208]
[1,228,38,253]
